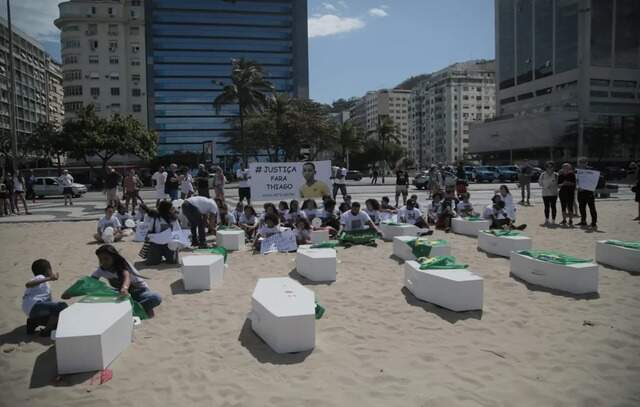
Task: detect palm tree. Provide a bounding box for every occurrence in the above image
[213,58,273,166]
[369,115,401,183]
[336,121,361,167]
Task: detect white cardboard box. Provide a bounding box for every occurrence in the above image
[477,231,532,258]
[380,223,420,241]
[250,277,316,353]
[181,254,225,290]
[296,248,337,282]
[393,236,451,261]
[404,261,483,311]
[310,230,330,244]
[217,229,245,251]
[595,241,640,272]
[55,301,133,374]
[451,217,492,237]
[510,251,599,294]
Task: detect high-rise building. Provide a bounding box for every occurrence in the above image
[408,60,496,167]
[1,18,62,145]
[46,60,64,128]
[55,0,147,125]
[144,0,309,163]
[470,0,640,163]
[350,89,412,149]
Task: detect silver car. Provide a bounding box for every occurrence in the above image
[33,177,88,198]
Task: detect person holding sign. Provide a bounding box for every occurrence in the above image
[575,157,598,229]
[299,162,330,199]
[339,202,383,237]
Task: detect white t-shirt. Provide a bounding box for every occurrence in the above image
[59,174,74,187]
[98,215,122,232]
[237,169,250,188]
[145,216,180,233]
[295,227,311,242]
[186,196,218,215]
[482,205,507,220]
[258,225,281,237]
[334,167,347,185]
[91,267,148,290]
[239,213,257,226]
[13,177,24,192]
[180,173,194,194]
[340,211,372,231]
[302,209,319,219]
[285,210,306,224]
[501,193,516,220]
[456,201,474,213]
[365,209,380,224]
[220,213,236,226]
[152,171,167,191]
[22,275,51,315]
[398,207,422,225]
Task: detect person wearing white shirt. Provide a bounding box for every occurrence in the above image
[12,170,30,214]
[339,202,382,236]
[498,185,517,220]
[398,199,429,228]
[22,259,67,335]
[182,196,218,248]
[152,166,168,206]
[94,205,123,242]
[180,169,194,199]
[236,163,251,205]
[332,165,347,200]
[456,193,477,217]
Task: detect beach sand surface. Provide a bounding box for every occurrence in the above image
[1,202,639,407]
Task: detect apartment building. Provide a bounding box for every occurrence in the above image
[46,59,64,128]
[350,89,412,149]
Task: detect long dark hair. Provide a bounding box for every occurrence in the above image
[143,200,177,227]
[95,244,147,280]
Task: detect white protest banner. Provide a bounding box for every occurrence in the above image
[576,169,600,192]
[260,229,298,255]
[249,161,332,201]
[133,221,150,242]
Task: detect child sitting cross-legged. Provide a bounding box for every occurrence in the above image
[456,192,478,217]
[94,205,123,242]
[294,217,312,245]
[22,259,68,336]
[254,212,282,250]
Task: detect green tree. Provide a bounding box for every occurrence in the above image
[369,115,402,183]
[28,122,70,170]
[335,121,361,166]
[213,58,273,166]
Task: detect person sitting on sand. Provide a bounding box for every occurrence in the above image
[456,192,478,217]
[63,245,162,317]
[364,199,381,224]
[485,199,527,231]
[143,200,182,265]
[284,200,306,227]
[301,199,319,222]
[95,205,123,242]
[339,202,383,237]
[254,213,282,250]
[436,198,457,232]
[238,205,258,240]
[398,199,430,229]
[115,203,134,228]
[294,218,312,245]
[22,259,68,336]
[277,201,290,224]
[427,192,443,225]
[216,199,236,227]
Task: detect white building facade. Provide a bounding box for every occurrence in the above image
[55,0,147,126]
[350,89,411,149]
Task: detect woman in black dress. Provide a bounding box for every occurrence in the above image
[558,163,576,226]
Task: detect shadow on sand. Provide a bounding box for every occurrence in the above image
[237,319,312,365]
[401,287,483,324]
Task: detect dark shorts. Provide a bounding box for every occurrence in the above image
[63,187,73,195]
[239,187,251,201]
[29,301,68,319]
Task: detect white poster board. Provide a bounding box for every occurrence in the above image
[260,230,298,255]
[576,169,600,192]
[249,161,332,201]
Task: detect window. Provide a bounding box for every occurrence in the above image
[500,97,516,105]
[536,87,553,96]
[109,72,120,80]
[63,55,78,64]
[590,90,608,98]
[591,0,613,67]
[612,80,637,88]
[132,73,141,81]
[87,23,97,36]
[108,7,113,15]
[90,6,96,14]
[133,104,141,112]
[64,86,82,96]
[516,0,533,83]
[111,87,120,96]
[89,72,100,80]
[90,87,100,97]
[498,0,515,89]
[614,0,640,68]
[555,0,579,73]
[518,92,534,101]
[131,43,141,53]
[130,26,140,35]
[611,91,635,99]
[132,88,141,97]
[590,78,610,87]
[109,41,118,52]
[89,40,98,50]
[63,40,80,49]
[63,70,82,81]
[131,0,141,5]
[131,59,141,66]
[62,25,79,32]
[109,55,119,64]
[108,24,119,35]
[89,55,99,64]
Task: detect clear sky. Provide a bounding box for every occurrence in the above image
[2,0,495,104]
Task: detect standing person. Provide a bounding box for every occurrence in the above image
[123,169,141,215]
[332,164,348,200]
[181,196,218,248]
[58,169,75,207]
[576,157,598,229]
[0,177,8,216]
[236,162,251,205]
[179,167,194,199]
[26,169,36,204]
[164,163,180,201]
[12,170,31,215]
[395,169,410,208]
[428,166,442,198]
[5,173,16,214]
[518,159,533,205]
[371,168,379,184]
[539,161,559,226]
[195,164,210,197]
[104,167,122,207]
[558,163,577,226]
[212,166,226,201]
[152,166,167,206]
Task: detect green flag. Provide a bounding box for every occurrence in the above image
[604,240,640,250]
[418,255,468,270]
[518,250,592,265]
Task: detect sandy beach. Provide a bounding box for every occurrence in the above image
[1,201,639,407]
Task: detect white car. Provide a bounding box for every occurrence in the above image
[33,177,88,198]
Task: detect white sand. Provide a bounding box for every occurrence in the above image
[1,202,639,406]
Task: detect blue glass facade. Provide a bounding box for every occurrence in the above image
[145,0,309,159]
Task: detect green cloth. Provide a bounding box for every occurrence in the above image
[338,229,378,247]
[63,277,149,320]
[604,240,640,250]
[310,240,339,249]
[484,229,521,237]
[418,256,468,270]
[194,247,228,263]
[464,216,483,221]
[315,302,325,320]
[407,238,448,258]
[518,250,592,265]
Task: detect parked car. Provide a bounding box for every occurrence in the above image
[463,166,476,182]
[33,177,88,198]
[496,165,519,182]
[412,171,430,190]
[474,166,498,183]
[603,166,627,180]
[530,167,542,182]
[345,170,363,181]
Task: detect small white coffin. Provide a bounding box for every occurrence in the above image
[250,277,315,353]
[404,261,483,311]
[296,248,337,282]
[380,223,419,241]
[477,231,532,258]
[310,230,330,244]
[216,229,245,251]
[392,236,451,261]
[55,301,133,374]
[510,251,598,294]
[181,254,224,290]
[451,217,491,237]
[595,241,640,272]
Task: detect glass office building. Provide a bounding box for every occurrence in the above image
[144,0,309,162]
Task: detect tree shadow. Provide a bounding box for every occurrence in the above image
[400,287,483,324]
[169,279,207,295]
[237,319,312,365]
[0,325,52,347]
[30,347,96,388]
[509,273,601,300]
[287,269,334,286]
